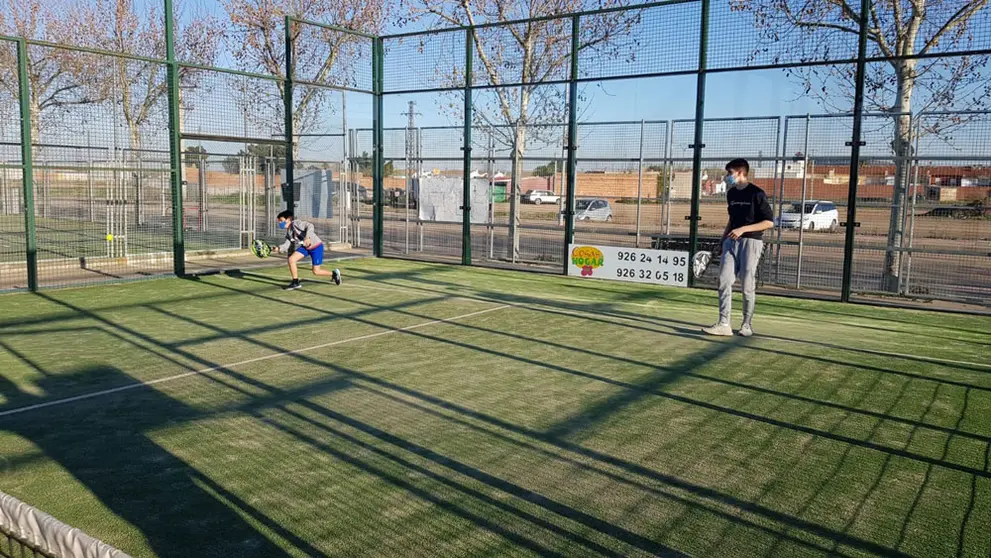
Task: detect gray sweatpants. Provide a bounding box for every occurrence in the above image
[718,237,763,326]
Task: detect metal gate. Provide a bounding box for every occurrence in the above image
[182,153,258,254]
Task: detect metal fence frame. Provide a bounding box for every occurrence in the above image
[365,0,990,309]
[0,5,374,291]
[351,110,988,304]
[0,0,987,310]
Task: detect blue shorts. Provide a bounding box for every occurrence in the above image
[295,243,324,266]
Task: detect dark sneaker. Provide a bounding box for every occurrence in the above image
[283,280,302,291]
[332,268,342,286]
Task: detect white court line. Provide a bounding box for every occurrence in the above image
[0,304,511,419]
[345,278,991,370]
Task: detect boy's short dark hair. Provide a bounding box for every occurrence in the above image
[725,159,750,176]
[277,210,294,220]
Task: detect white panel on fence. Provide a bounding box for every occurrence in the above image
[291,170,337,220]
[417,176,488,224]
[567,244,690,287]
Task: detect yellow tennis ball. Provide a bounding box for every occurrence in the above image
[106,234,114,242]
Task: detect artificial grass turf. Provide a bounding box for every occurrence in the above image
[0,258,988,557]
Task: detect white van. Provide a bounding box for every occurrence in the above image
[776,201,840,232]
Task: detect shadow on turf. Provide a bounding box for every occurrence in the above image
[201,272,969,555]
[330,266,991,373]
[0,365,324,558]
[14,292,663,556]
[145,282,898,557]
[215,273,991,475]
[236,267,991,555]
[0,285,800,554]
[358,262,991,346]
[2,273,982,557]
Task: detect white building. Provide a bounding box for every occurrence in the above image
[751,159,806,180]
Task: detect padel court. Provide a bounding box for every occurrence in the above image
[1,258,988,557]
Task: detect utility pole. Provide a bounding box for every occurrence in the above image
[401,101,421,183]
[401,101,421,252]
[402,101,420,166]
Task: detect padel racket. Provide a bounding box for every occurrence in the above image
[251,239,272,259]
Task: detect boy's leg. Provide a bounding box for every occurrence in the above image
[704,239,737,336]
[717,238,739,324]
[739,238,764,328]
[308,244,331,276]
[287,251,304,280]
[307,245,341,285]
[283,250,305,289]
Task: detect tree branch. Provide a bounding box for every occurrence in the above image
[868,0,894,58]
[890,0,905,41]
[780,2,860,36]
[919,0,989,56]
[462,4,517,125]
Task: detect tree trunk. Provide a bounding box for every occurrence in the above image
[29,102,43,218]
[129,126,143,225]
[29,102,40,151]
[506,122,526,262]
[883,59,916,293]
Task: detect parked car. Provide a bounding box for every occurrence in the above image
[385,187,417,209]
[523,189,560,205]
[353,185,371,204]
[569,198,613,222]
[775,200,839,232]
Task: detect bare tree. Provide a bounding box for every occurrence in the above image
[730,0,990,292]
[85,0,221,156]
[222,0,386,157]
[400,0,639,261]
[0,0,104,142]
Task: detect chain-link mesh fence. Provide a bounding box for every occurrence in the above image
[0,40,24,290]
[357,108,990,307]
[19,45,176,288]
[0,1,986,309]
[368,0,989,310]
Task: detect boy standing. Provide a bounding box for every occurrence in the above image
[273,210,342,290]
[703,159,774,337]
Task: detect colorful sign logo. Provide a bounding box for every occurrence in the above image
[571,246,604,276]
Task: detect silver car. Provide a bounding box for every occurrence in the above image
[573,198,613,222]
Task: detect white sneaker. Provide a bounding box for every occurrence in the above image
[738,324,754,337]
[702,322,733,336]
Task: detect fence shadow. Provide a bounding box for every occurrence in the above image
[1,267,983,556]
[0,365,312,558]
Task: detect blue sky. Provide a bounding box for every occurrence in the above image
[33,1,983,162]
[172,0,824,129]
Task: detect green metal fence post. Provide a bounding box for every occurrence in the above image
[687,0,710,288]
[372,37,384,257]
[461,28,474,265]
[164,0,184,277]
[841,0,871,302]
[16,38,36,290]
[562,15,580,273]
[284,16,295,215]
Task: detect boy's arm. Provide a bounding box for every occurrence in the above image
[730,220,774,236]
[301,221,316,247]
